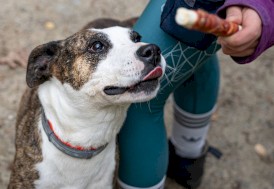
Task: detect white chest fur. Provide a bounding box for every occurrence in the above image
[35,121,116,189]
[34,80,128,189]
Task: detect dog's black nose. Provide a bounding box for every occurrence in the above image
[136,44,161,66]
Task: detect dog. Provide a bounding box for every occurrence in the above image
[8,18,166,189]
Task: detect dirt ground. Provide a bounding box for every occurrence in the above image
[1,0,274,189]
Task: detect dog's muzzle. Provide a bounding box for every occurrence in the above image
[103,44,164,96]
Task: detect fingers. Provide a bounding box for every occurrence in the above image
[218,7,262,57]
[221,40,258,57]
[219,35,259,57]
[225,6,243,24]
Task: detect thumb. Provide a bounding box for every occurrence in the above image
[225,6,243,24]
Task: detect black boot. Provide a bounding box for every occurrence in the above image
[167,140,222,189]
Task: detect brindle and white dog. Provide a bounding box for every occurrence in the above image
[8,19,166,189]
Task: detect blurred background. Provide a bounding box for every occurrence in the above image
[0,0,274,188]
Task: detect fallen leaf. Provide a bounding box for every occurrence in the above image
[254,143,268,158]
[44,21,55,30]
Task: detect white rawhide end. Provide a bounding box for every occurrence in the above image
[175,8,198,28]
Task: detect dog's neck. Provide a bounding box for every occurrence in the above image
[38,78,129,150]
[41,108,108,159]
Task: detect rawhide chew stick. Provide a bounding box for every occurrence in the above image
[175,8,242,37]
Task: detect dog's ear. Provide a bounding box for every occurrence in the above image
[26,41,61,88]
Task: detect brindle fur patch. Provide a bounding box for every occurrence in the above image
[8,88,42,189]
[50,30,112,90]
[72,56,93,88]
[27,29,113,90]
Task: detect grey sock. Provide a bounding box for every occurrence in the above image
[170,103,216,158]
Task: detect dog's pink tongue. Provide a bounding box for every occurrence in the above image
[143,66,163,81]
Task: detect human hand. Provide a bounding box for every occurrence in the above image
[217,6,262,57]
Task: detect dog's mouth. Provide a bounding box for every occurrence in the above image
[104,66,163,96]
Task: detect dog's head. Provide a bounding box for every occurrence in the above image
[26,26,165,105]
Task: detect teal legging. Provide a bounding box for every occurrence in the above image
[118,0,220,187]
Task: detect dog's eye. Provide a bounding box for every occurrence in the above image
[132,31,142,43]
[89,41,105,53]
